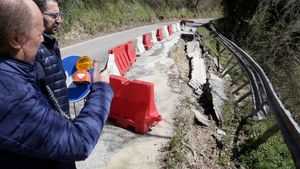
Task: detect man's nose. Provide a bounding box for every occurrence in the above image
[56,16,62,23]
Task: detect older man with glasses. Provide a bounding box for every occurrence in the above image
[33,0,70,118]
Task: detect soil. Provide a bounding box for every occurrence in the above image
[164,37,233,169]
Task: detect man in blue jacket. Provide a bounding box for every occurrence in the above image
[33,0,70,118]
[0,0,114,169]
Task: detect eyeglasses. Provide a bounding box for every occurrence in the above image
[43,12,62,20]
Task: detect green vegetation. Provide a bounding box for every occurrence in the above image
[197,26,232,65]
[239,118,295,169]
[218,0,300,121]
[57,0,222,44]
[198,25,295,168]
[198,26,248,85]
[219,99,294,168]
[164,124,188,168]
[162,97,191,169]
[58,0,154,44]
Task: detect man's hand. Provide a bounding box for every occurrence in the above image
[93,59,109,83]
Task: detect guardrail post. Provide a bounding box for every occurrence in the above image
[232,81,249,95]
[219,48,225,55]
[251,102,267,120]
[217,54,220,72]
[235,91,252,105]
[216,42,226,72]
[221,64,236,78]
[240,123,280,154]
[231,71,245,85]
[221,55,233,74]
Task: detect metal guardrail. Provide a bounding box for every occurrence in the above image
[208,24,265,117]
[206,22,300,167]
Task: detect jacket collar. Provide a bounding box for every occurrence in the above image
[43,33,58,50]
[0,54,36,80]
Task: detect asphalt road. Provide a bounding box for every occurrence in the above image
[61,18,212,60]
[61,22,176,60]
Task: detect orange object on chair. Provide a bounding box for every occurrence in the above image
[73,70,91,84]
[73,55,93,84]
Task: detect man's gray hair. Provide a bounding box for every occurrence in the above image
[33,0,58,12]
[0,0,32,54]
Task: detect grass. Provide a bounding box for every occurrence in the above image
[58,0,155,44]
[164,128,188,168]
[218,98,295,168]
[198,25,295,168]
[162,98,191,169]
[197,26,233,68]
[57,0,222,45]
[238,117,295,169]
[217,0,300,123]
[198,26,248,86]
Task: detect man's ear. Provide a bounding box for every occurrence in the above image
[9,37,22,50]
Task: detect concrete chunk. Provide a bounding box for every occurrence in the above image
[192,108,210,126]
[186,41,199,54]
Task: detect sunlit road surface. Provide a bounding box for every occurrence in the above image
[61,19,212,63]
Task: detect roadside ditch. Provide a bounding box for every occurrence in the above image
[161,31,235,168]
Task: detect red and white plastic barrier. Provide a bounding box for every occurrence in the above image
[167,25,173,35]
[108,41,137,76]
[172,24,177,32]
[176,23,181,32]
[134,36,145,56]
[109,75,162,134]
[125,41,137,64]
[103,22,182,133]
[156,28,164,41]
[143,33,153,50]
[107,53,121,76]
[162,25,169,38]
[150,30,158,44]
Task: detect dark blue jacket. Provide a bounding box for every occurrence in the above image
[35,34,69,115]
[0,56,114,169]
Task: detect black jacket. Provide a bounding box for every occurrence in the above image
[35,33,70,115]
